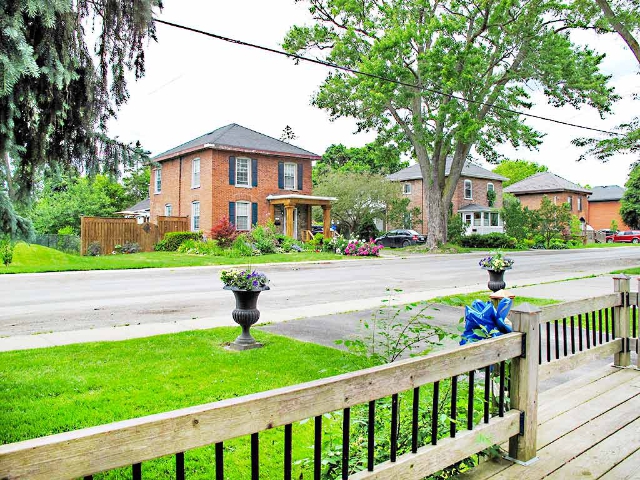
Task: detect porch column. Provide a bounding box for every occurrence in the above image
[269,203,276,224]
[285,205,295,238]
[322,205,331,239]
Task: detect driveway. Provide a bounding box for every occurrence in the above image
[1,247,639,337]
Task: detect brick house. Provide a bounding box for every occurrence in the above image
[150,124,335,239]
[587,185,628,231]
[504,172,591,220]
[386,160,507,234]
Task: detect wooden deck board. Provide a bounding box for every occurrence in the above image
[461,367,640,480]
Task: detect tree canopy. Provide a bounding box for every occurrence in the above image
[1,0,161,236]
[493,160,549,187]
[620,164,640,229]
[284,0,615,247]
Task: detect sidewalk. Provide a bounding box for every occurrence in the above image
[0,274,632,352]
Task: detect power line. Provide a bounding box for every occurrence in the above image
[154,18,619,137]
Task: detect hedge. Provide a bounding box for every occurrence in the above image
[460,232,517,249]
[154,231,202,251]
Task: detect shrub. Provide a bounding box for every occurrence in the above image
[57,226,75,235]
[249,224,279,254]
[549,239,568,249]
[460,233,516,249]
[226,235,256,257]
[343,239,383,256]
[121,242,141,254]
[154,231,202,251]
[355,217,379,241]
[87,241,101,256]
[447,215,466,245]
[0,237,14,266]
[209,217,238,248]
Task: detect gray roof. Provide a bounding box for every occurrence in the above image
[125,198,150,212]
[588,185,625,202]
[504,172,591,195]
[154,123,320,160]
[457,203,497,212]
[387,159,507,182]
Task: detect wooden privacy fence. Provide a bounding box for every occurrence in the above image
[0,276,637,480]
[80,216,188,255]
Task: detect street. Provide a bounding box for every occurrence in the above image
[2,247,638,337]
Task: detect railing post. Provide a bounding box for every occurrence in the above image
[637,278,640,370]
[613,274,631,367]
[508,303,541,463]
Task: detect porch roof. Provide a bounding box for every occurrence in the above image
[266,194,337,206]
[457,203,498,213]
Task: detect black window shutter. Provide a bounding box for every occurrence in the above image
[278,161,284,189]
[251,159,258,187]
[297,163,303,190]
[229,157,236,185]
[229,202,236,224]
[252,202,258,226]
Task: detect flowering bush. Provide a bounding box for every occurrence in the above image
[220,269,270,290]
[344,239,383,256]
[479,251,514,271]
[209,217,239,248]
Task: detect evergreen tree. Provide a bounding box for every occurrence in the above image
[1,0,161,236]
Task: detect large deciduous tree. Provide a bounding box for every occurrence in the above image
[0,0,161,236]
[284,0,615,247]
[493,160,548,187]
[620,164,640,228]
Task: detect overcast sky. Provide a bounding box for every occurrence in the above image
[108,1,639,188]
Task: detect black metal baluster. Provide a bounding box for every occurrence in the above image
[176,452,184,480]
[592,311,597,346]
[367,401,375,471]
[251,433,259,480]
[450,376,458,438]
[563,318,568,356]
[571,316,576,354]
[342,408,350,480]
[215,442,224,480]
[483,366,490,423]
[633,305,637,338]
[391,394,399,462]
[605,308,610,342]
[467,370,475,430]
[498,362,505,417]
[314,416,322,480]
[133,463,142,480]
[585,312,591,349]
[538,328,542,364]
[432,381,440,445]
[412,387,420,454]
[284,424,292,480]
[554,320,560,359]
[599,310,603,344]
[546,322,551,362]
[612,307,616,338]
[578,314,583,351]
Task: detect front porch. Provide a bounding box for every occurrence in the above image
[459,203,504,235]
[267,194,336,241]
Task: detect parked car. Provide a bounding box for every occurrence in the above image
[375,229,426,248]
[605,230,640,243]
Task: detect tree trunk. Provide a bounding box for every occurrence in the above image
[594,0,640,65]
[426,179,447,247]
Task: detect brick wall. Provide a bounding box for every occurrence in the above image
[514,192,590,219]
[588,201,629,230]
[398,179,427,233]
[150,148,313,233]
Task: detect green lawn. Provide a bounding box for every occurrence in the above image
[0,328,370,479]
[428,291,560,307]
[0,243,349,274]
[611,266,640,275]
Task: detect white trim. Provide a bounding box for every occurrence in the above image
[191,158,200,188]
[154,168,162,194]
[403,183,412,195]
[164,204,172,216]
[266,194,337,201]
[284,162,297,190]
[464,179,473,200]
[191,201,200,231]
[235,201,251,231]
[235,157,251,187]
[487,182,494,192]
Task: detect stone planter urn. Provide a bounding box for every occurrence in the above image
[483,268,511,293]
[224,286,270,350]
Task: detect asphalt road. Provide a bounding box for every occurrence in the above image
[2,247,639,336]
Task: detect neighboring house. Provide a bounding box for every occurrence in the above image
[386,160,507,235]
[116,198,150,224]
[504,172,591,220]
[587,185,629,231]
[149,123,335,239]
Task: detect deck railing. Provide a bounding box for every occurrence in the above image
[0,275,637,480]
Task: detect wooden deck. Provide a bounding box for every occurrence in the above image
[462,364,640,480]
